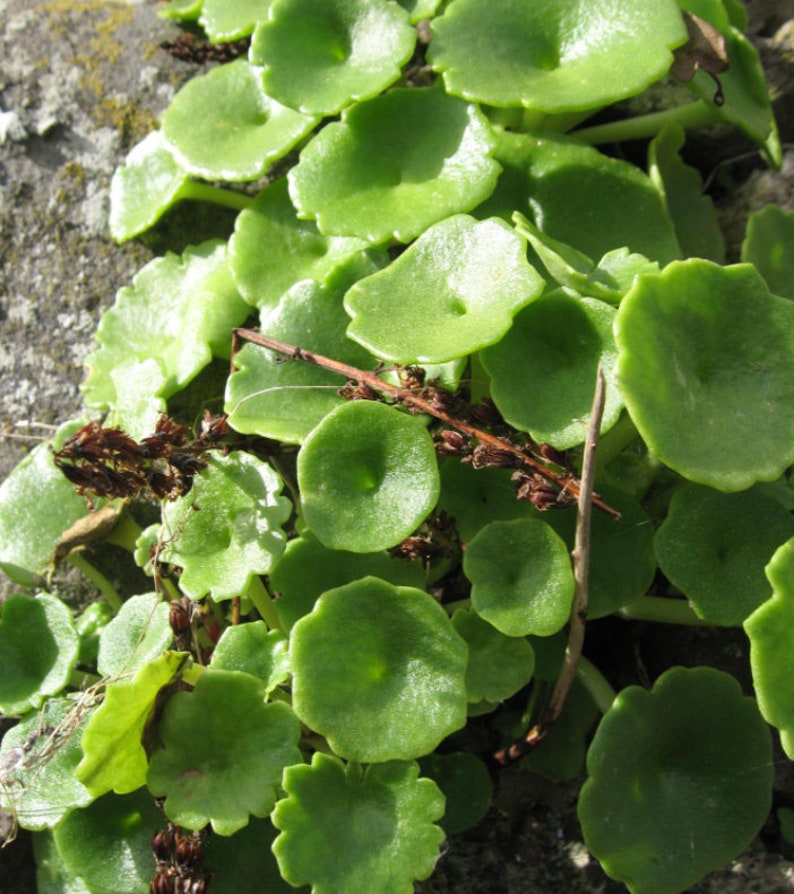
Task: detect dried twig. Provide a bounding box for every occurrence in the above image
[494,365,606,764]
[232,329,619,519]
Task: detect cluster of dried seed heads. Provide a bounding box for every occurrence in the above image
[52,413,229,503]
[151,823,211,894]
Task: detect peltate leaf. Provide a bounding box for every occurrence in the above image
[290,577,468,762]
[616,260,794,491]
[225,255,380,443]
[297,401,440,553]
[272,754,445,893]
[0,422,95,586]
[745,538,794,759]
[209,621,290,695]
[82,241,250,411]
[520,136,681,265]
[479,288,622,450]
[344,214,544,363]
[428,0,687,113]
[578,666,773,894]
[0,593,79,716]
[53,790,164,894]
[647,124,725,263]
[463,518,574,637]
[288,86,501,243]
[418,751,492,835]
[162,59,318,181]
[269,532,425,630]
[655,484,794,625]
[0,696,93,831]
[200,0,271,40]
[108,131,188,243]
[251,0,416,115]
[160,452,292,601]
[147,669,302,835]
[228,177,371,311]
[96,593,172,678]
[450,607,535,704]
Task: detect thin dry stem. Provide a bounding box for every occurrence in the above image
[495,365,606,764]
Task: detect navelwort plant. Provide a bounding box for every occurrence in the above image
[1,1,792,892]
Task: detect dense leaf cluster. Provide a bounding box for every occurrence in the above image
[0,2,792,893]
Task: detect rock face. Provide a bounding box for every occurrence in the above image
[1,3,793,894]
[0,0,189,489]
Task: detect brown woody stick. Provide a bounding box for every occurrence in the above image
[232,329,619,519]
[494,365,606,764]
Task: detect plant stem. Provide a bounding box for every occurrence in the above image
[233,329,620,519]
[245,575,284,632]
[495,365,606,764]
[175,181,255,212]
[576,655,617,714]
[618,595,712,626]
[571,100,722,145]
[66,553,123,612]
[103,507,143,552]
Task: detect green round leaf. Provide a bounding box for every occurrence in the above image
[0,696,93,831]
[97,593,172,678]
[541,484,656,620]
[344,215,544,363]
[161,452,292,600]
[450,608,535,704]
[745,538,794,759]
[578,666,773,894]
[438,459,529,543]
[273,754,445,893]
[480,289,622,449]
[210,621,290,695]
[82,241,250,410]
[418,751,492,835]
[0,593,79,716]
[108,131,188,243]
[428,0,687,113]
[741,204,794,301]
[269,532,425,630]
[463,518,574,637]
[525,137,681,265]
[147,670,302,835]
[288,86,501,243]
[616,260,794,491]
[225,256,380,443]
[162,59,318,181]
[200,0,272,40]
[228,178,371,311]
[656,484,794,626]
[252,0,416,115]
[290,577,468,761]
[53,790,164,894]
[297,401,440,553]
[32,829,92,894]
[0,423,95,586]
